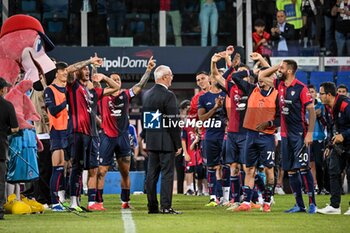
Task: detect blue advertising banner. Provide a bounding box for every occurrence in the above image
[48,46,244,75]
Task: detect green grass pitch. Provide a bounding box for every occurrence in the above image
[1,194,349,233]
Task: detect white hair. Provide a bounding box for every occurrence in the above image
[154,65,171,80]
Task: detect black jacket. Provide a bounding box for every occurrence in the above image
[270,22,296,49]
[142,84,181,152]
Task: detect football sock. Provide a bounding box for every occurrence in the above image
[88,189,97,203]
[230,175,241,202]
[289,172,305,208]
[50,166,64,205]
[207,169,217,197]
[121,189,130,202]
[96,189,104,203]
[216,179,223,199]
[242,185,253,203]
[300,169,316,205]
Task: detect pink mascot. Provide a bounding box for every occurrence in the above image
[0,14,56,214]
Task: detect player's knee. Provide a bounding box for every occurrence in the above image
[98,167,108,177]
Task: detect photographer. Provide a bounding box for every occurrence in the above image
[317,82,350,215]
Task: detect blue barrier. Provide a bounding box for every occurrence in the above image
[104,171,161,194]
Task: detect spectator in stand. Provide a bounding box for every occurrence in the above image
[331,0,350,56]
[301,0,318,48]
[199,0,218,46]
[323,0,338,55]
[160,0,183,46]
[253,19,272,56]
[271,10,296,56]
[338,84,349,96]
[276,0,303,43]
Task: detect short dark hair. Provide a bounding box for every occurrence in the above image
[283,59,298,74]
[276,10,286,16]
[55,61,68,70]
[308,84,316,90]
[320,82,337,96]
[196,71,209,77]
[337,84,348,92]
[254,19,265,27]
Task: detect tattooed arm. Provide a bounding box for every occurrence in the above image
[67,53,103,84]
[132,56,156,95]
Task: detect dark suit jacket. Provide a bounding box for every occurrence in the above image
[142,84,181,152]
[271,22,296,49]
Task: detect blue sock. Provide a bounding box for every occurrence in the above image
[96,189,104,203]
[242,185,253,203]
[300,170,316,205]
[222,165,231,187]
[70,167,82,198]
[252,188,259,203]
[207,169,217,196]
[240,170,245,196]
[254,174,265,192]
[263,185,273,203]
[289,172,305,208]
[50,166,64,205]
[88,189,97,202]
[230,175,240,202]
[216,179,223,199]
[121,189,130,202]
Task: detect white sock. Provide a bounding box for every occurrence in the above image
[88,201,95,206]
[58,190,65,203]
[70,196,78,207]
[223,187,230,203]
[210,195,216,201]
[187,183,193,191]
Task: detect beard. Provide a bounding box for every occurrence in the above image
[277,72,287,81]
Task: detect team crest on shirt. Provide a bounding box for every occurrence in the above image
[291,91,295,96]
[119,95,123,100]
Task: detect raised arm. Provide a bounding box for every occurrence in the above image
[67,53,103,84]
[250,52,270,68]
[92,73,119,96]
[211,53,226,88]
[198,96,224,122]
[258,64,279,88]
[132,56,156,95]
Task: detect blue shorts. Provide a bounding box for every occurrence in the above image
[50,138,68,152]
[244,131,275,168]
[99,131,131,166]
[70,133,92,170]
[225,132,246,164]
[281,135,310,171]
[50,129,68,151]
[89,136,100,169]
[203,138,223,167]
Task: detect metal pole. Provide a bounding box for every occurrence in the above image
[245,0,253,66]
[81,0,91,47]
[236,0,243,47]
[2,0,9,24]
[159,10,166,47]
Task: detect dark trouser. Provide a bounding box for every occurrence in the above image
[146,151,175,211]
[311,140,325,190]
[175,154,185,194]
[34,139,52,204]
[329,149,350,208]
[0,161,6,219]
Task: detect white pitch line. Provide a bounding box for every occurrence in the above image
[121,209,136,233]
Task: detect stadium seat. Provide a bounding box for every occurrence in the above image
[295,70,308,85]
[309,71,334,90]
[336,71,350,88]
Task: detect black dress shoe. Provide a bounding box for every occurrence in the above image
[148,209,159,214]
[161,208,182,214]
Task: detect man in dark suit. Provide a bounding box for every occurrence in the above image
[142,65,182,214]
[271,10,296,56]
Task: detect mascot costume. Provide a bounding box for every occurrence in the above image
[0,14,56,214]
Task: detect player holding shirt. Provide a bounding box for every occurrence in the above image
[259,60,317,214]
[97,57,156,209]
[198,74,226,206]
[66,58,119,212]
